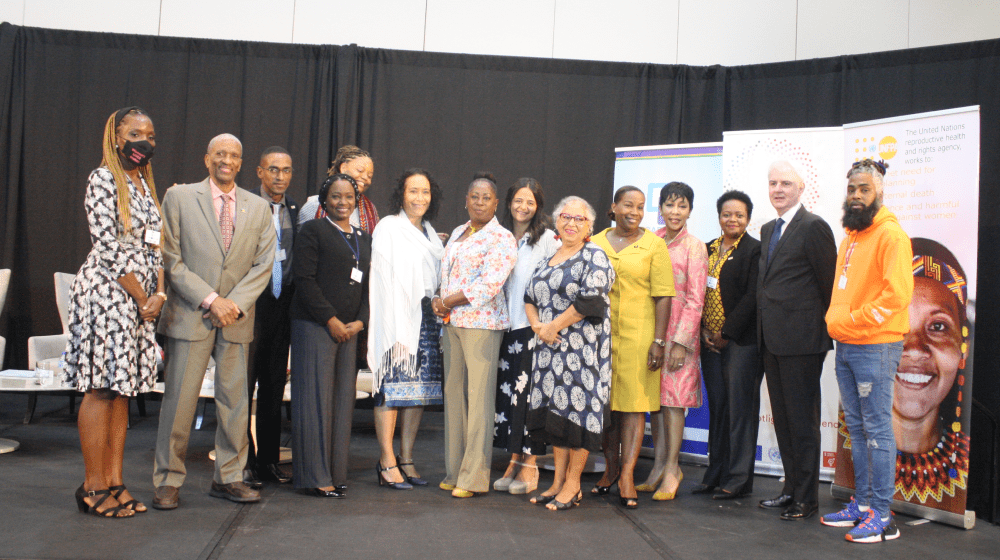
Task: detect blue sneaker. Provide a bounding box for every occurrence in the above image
[846,509,900,543]
[821,497,865,527]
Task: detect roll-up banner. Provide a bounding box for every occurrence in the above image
[613,107,979,530]
[612,143,723,459]
[721,126,846,481]
[832,106,980,529]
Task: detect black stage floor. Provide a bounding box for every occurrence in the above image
[1,392,996,560]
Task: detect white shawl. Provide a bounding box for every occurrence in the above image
[367,213,445,393]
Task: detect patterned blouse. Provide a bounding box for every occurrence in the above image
[702,233,744,333]
[441,216,517,330]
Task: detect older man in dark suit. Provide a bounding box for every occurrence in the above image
[244,146,298,488]
[756,160,837,520]
[152,134,276,509]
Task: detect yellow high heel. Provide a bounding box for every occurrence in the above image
[451,488,475,498]
[636,471,665,493]
[652,470,683,501]
[439,482,456,491]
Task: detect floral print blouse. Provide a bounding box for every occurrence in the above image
[441,216,517,330]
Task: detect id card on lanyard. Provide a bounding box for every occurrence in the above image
[327,217,363,283]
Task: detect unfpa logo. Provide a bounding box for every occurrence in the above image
[878,136,897,160]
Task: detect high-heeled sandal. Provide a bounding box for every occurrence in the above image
[75,485,134,518]
[547,491,583,511]
[619,495,639,509]
[591,473,620,495]
[376,462,413,490]
[508,462,538,495]
[396,455,428,486]
[108,484,147,513]
[530,493,558,506]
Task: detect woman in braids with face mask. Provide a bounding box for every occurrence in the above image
[64,107,166,518]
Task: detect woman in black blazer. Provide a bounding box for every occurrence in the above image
[289,174,371,498]
[693,190,764,499]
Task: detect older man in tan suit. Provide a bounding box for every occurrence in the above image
[152,133,276,509]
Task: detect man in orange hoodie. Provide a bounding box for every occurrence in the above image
[821,159,913,543]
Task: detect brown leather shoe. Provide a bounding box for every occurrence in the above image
[209,481,261,503]
[152,485,179,510]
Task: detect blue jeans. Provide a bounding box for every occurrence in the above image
[835,340,903,515]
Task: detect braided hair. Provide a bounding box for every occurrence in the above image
[326,145,371,177]
[101,107,159,236]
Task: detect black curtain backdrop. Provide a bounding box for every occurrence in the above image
[1,23,997,520]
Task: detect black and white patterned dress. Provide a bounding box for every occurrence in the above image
[63,168,162,396]
[525,243,614,452]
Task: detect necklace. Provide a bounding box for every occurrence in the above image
[839,414,969,504]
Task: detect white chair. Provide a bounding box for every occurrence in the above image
[23,272,78,423]
[0,269,9,370]
[0,269,19,453]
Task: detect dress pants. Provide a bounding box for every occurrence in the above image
[762,345,826,505]
[290,319,358,489]
[154,332,250,487]
[702,340,763,493]
[246,285,293,469]
[442,326,503,493]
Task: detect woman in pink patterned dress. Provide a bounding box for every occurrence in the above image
[639,182,708,500]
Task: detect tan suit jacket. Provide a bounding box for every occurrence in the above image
[158,178,276,343]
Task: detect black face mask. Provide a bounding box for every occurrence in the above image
[120,140,154,167]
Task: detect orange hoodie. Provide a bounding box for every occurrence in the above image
[825,206,913,344]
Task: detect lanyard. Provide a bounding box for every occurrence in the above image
[841,232,858,277]
[709,234,740,279]
[327,217,360,265]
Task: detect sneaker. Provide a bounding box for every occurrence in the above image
[821,496,866,527]
[846,509,900,543]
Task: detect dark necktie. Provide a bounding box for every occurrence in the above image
[767,217,784,265]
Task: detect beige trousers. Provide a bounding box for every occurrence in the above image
[442,326,503,493]
[153,332,249,488]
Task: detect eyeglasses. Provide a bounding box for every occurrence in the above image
[558,213,589,225]
[264,166,294,176]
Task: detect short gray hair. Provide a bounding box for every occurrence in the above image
[207,133,243,155]
[552,196,597,223]
[768,160,806,186]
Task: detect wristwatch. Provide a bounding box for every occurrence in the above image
[653,338,666,347]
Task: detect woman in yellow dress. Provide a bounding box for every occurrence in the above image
[590,186,674,508]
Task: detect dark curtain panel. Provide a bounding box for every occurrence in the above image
[0,23,997,520]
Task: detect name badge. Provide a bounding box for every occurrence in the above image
[351,267,364,283]
[706,276,718,290]
[144,229,161,245]
[275,248,286,262]
[838,274,848,290]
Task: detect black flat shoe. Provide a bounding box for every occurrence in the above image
[591,474,620,496]
[259,463,292,484]
[712,489,750,500]
[780,502,818,520]
[759,493,794,509]
[301,488,345,498]
[530,493,557,506]
[691,483,716,495]
[548,492,583,511]
[243,468,263,490]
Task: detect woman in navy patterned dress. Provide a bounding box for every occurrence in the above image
[525,196,614,511]
[64,107,165,518]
